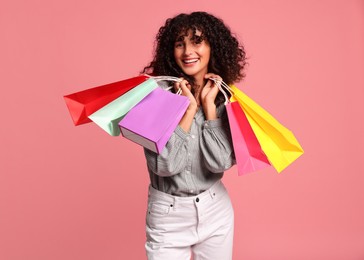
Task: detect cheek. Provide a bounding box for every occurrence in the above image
[203,50,211,63]
[174,49,181,60]
[200,45,211,60]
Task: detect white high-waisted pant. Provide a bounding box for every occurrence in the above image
[145,180,234,260]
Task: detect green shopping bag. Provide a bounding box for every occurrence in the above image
[88,78,158,136]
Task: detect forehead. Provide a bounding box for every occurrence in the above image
[175,28,203,41]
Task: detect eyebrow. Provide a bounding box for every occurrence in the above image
[175,34,204,43]
[175,35,185,42]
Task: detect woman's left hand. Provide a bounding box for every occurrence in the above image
[200,73,222,120]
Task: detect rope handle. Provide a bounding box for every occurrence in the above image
[143,74,183,95]
[208,78,235,105]
[143,74,235,99]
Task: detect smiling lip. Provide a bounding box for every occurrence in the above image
[182,58,199,65]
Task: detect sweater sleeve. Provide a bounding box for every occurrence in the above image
[200,107,236,173]
[144,125,189,177]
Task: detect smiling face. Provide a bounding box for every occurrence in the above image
[173,29,211,83]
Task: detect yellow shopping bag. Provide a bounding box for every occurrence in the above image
[229,85,304,173]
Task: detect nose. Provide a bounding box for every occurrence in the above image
[183,42,193,56]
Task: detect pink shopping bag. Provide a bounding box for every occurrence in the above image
[226,101,271,175]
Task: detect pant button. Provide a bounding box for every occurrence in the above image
[196,197,199,202]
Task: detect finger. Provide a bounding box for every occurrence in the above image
[180,79,191,93]
[204,79,213,89]
[204,74,222,86]
[174,82,180,93]
[174,77,186,92]
[186,82,192,91]
[206,83,220,102]
[204,73,221,80]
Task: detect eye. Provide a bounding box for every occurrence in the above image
[174,42,184,48]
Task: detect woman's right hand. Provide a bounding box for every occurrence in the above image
[174,78,198,132]
[174,78,198,114]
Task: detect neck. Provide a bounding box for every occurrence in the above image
[191,78,206,107]
[193,72,206,87]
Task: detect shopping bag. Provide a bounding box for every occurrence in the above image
[229,85,304,173]
[226,101,271,175]
[63,75,148,125]
[88,78,158,136]
[119,87,190,154]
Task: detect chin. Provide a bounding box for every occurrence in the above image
[182,69,202,77]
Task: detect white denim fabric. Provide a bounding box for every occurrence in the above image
[145,180,234,260]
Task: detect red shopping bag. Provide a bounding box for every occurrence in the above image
[226,101,271,175]
[64,75,148,125]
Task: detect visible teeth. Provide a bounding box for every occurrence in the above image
[183,59,198,64]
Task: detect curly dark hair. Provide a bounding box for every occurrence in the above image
[142,11,247,86]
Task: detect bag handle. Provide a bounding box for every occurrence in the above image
[144,74,235,98]
[208,78,234,105]
[143,74,183,95]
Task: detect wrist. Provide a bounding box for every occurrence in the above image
[187,102,198,113]
[186,104,198,114]
[179,104,197,132]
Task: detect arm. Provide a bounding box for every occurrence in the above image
[200,74,235,172]
[200,108,236,173]
[144,78,198,177]
[176,79,198,132]
[144,125,189,177]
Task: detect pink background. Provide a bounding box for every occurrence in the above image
[1,0,363,259]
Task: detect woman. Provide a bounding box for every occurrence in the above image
[142,11,247,260]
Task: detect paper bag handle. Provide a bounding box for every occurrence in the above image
[208,78,233,105]
[143,74,184,95]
